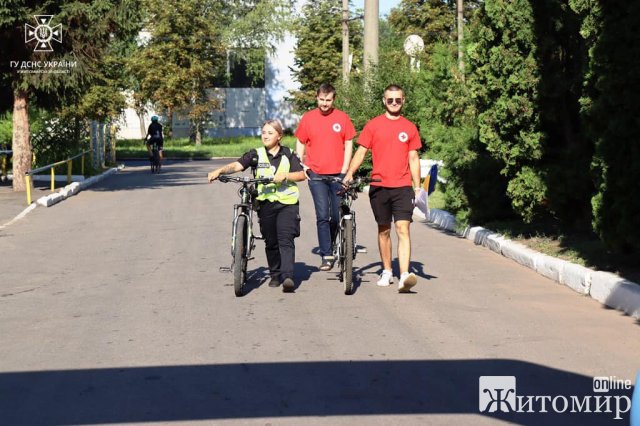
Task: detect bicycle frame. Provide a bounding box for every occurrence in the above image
[310,176,377,294]
[334,193,357,263]
[230,185,256,261]
[218,174,272,296]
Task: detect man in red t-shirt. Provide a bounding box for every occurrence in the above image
[344,84,422,293]
[296,83,356,271]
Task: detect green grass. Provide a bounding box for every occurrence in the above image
[116,136,297,160]
[480,218,640,283]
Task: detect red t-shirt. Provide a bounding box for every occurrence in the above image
[357,114,422,188]
[295,108,357,174]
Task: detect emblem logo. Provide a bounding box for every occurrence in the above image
[332,123,342,133]
[25,15,62,52]
[398,132,409,143]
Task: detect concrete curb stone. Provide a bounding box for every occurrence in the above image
[500,240,541,270]
[416,207,640,319]
[535,254,567,283]
[560,262,592,295]
[37,167,118,208]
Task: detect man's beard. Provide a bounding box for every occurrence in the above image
[385,105,402,116]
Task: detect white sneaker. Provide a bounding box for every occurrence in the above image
[377,270,393,287]
[398,272,417,293]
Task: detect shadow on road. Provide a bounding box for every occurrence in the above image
[89,160,220,193]
[0,359,630,425]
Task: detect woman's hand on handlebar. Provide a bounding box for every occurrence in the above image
[207,170,221,183]
[273,171,287,184]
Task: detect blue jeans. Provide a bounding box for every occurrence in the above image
[307,171,343,257]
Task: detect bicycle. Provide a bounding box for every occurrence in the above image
[217,174,273,297]
[148,140,161,174]
[310,176,380,295]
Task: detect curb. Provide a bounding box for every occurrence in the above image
[413,207,640,320]
[0,203,37,230]
[36,167,120,208]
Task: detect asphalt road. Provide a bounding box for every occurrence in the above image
[0,160,637,425]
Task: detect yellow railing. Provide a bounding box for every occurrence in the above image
[25,150,91,205]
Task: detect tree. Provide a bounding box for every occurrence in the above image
[128,0,227,145]
[0,0,142,191]
[573,0,640,253]
[469,0,545,223]
[129,0,293,144]
[388,0,455,50]
[290,0,362,112]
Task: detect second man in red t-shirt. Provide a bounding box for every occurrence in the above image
[295,83,357,271]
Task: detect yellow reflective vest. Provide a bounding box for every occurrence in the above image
[255,147,299,204]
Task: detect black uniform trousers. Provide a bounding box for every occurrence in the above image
[258,201,300,281]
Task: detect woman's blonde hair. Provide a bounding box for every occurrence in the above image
[262,119,284,136]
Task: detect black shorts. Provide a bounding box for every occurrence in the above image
[369,186,414,224]
[147,138,164,150]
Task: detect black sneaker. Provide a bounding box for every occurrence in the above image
[319,257,334,271]
[268,277,280,287]
[282,278,295,292]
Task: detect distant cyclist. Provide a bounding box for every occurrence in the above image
[145,115,164,163]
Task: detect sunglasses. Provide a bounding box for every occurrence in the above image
[385,98,403,105]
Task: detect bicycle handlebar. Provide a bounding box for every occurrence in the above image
[218,175,273,184]
[309,176,382,185]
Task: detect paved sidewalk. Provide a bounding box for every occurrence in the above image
[0,180,57,226]
[0,183,31,226]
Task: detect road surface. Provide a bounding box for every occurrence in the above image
[0,160,637,425]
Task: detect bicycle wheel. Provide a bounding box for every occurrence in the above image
[233,215,248,297]
[153,151,160,173]
[343,218,354,295]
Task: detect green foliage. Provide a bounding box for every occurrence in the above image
[0,112,11,148]
[129,0,293,140]
[411,40,511,224]
[222,0,294,82]
[581,1,640,254]
[469,0,546,222]
[0,0,143,104]
[388,0,455,51]
[290,0,362,112]
[128,0,228,125]
[116,135,297,159]
[30,109,89,169]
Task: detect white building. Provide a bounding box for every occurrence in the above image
[117,34,300,139]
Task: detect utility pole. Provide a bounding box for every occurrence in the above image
[363,0,379,73]
[457,0,465,81]
[342,0,349,81]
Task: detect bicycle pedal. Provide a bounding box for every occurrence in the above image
[247,257,255,261]
[356,246,368,253]
[219,267,231,273]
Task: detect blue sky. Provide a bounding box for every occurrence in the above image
[351,0,401,17]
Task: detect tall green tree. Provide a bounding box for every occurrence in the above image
[573,0,640,253]
[469,0,545,223]
[0,0,142,191]
[130,0,293,144]
[128,0,227,145]
[388,0,455,50]
[290,0,362,112]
